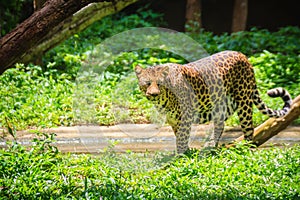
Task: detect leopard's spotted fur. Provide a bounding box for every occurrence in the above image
[135,51,292,153]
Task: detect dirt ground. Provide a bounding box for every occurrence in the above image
[1,124,300,153]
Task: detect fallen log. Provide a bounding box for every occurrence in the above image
[228,95,300,147]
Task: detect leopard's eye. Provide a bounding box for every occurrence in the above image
[146,81,151,86]
[157,80,164,87]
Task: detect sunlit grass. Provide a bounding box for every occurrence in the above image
[1,134,299,199]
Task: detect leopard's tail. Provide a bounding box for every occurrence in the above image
[253,87,292,118]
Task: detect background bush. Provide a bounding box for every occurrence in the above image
[0,8,299,130]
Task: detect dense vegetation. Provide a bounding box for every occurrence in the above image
[0,9,299,129]
[0,8,300,199]
[1,135,299,199]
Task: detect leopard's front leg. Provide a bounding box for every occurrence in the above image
[203,120,224,149]
[167,112,192,154]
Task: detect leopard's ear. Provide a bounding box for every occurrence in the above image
[135,65,143,75]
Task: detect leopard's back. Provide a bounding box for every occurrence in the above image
[180,51,256,122]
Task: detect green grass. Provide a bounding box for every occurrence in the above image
[1,134,299,199]
[1,8,300,200]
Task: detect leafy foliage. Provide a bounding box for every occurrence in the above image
[192,26,300,56]
[0,6,300,129]
[0,9,300,199]
[43,8,165,76]
[250,51,300,94]
[1,136,299,199]
[0,64,74,129]
[0,133,60,199]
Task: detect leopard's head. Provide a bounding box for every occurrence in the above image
[135,65,169,100]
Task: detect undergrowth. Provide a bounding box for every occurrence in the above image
[0,134,299,199]
[1,7,300,200]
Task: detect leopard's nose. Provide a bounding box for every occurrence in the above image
[146,83,160,96]
[146,90,160,97]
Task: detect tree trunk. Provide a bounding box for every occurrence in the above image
[0,0,138,75]
[185,0,202,33]
[228,95,300,147]
[33,0,47,66]
[231,0,248,32]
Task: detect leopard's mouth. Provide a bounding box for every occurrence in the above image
[147,95,159,101]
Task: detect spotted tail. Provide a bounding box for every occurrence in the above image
[254,87,292,118]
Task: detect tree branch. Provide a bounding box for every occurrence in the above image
[21,0,138,65]
[0,0,138,74]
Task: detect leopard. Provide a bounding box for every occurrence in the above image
[135,50,292,154]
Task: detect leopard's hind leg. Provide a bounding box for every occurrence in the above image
[237,100,254,141]
[203,101,227,149]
